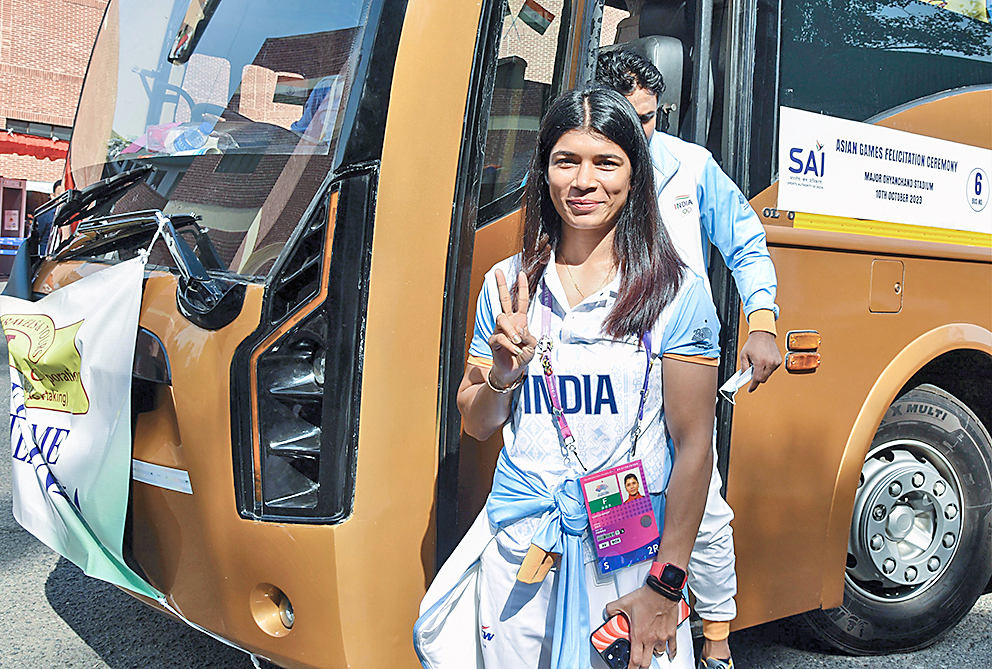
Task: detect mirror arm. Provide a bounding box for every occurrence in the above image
[156,212,245,330]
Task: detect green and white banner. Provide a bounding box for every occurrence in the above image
[2,256,159,599]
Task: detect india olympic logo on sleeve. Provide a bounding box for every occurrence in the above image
[966,167,987,213]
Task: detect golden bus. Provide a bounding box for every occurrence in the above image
[10,0,991,666]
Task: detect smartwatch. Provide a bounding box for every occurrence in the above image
[649,562,687,591]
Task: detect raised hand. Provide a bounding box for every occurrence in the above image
[487,269,538,389]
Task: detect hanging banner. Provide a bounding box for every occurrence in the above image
[778,106,992,238]
[1,257,159,599]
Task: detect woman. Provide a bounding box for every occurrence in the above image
[415,88,718,669]
[624,474,645,503]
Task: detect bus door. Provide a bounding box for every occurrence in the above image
[443,0,604,556]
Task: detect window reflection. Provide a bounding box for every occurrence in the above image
[780,0,991,121]
[70,0,369,278]
[479,0,570,213]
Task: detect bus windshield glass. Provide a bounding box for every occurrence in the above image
[68,0,370,278]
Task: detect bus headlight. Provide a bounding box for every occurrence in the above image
[233,170,375,523]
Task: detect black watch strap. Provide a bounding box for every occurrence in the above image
[645,575,682,602]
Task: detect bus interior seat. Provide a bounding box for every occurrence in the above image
[602,37,684,137]
[633,0,714,144]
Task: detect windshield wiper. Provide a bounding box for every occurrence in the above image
[3,167,151,300]
[52,209,225,271]
[47,165,153,231]
[50,209,245,330]
[154,211,245,330]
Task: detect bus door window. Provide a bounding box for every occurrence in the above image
[598,0,722,151]
[477,0,575,222]
[453,0,582,541]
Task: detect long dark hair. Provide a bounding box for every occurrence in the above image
[517,87,685,340]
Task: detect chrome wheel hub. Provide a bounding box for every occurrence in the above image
[848,441,961,601]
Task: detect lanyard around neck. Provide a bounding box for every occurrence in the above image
[538,278,653,471]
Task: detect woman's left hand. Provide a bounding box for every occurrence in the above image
[606,586,682,668]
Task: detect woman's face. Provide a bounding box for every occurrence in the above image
[625,477,640,496]
[546,128,632,235]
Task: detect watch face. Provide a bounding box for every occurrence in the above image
[660,563,687,590]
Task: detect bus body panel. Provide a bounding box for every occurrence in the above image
[342,0,485,665]
[872,87,991,150]
[728,243,991,629]
[457,209,523,537]
[727,87,991,629]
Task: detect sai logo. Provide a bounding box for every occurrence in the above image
[788,141,825,177]
[2,313,89,414]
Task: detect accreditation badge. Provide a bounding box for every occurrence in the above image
[580,460,659,575]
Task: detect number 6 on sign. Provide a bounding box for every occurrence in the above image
[968,168,987,212]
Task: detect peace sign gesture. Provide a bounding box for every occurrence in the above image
[487,269,538,390]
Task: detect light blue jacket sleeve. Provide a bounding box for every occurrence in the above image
[697,156,779,319]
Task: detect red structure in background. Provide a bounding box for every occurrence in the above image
[0,133,69,242]
[0,133,70,163]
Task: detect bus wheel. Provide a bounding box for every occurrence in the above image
[804,384,992,654]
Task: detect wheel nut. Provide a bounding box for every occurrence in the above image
[943,533,955,548]
[928,557,941,572]
[882,558,896,574]
[872,505,887,521]
[945,504,958,520]
[905,566,917,581]
[933,481,946,496]
[888,481,902,497]
[912,473,925,487]
[870,534,884,551]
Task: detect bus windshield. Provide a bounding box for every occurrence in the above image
[68,0,370,278]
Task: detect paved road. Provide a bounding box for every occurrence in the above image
[1,338,990,668]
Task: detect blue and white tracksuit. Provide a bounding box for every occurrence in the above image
[414,253,720,669]
[650,131,779,623]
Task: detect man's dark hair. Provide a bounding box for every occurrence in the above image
[53,179,62,190]
[596,50,665,99]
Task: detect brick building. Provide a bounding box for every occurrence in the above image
[0,0,105,226]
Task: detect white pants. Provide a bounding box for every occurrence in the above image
[477,540,694,669]
[687,450,737,622]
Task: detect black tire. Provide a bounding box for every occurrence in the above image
[803,384,992,654]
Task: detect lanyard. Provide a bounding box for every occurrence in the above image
[538,279,653,470]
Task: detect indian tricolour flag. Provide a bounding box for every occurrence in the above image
[519,0,555,35]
